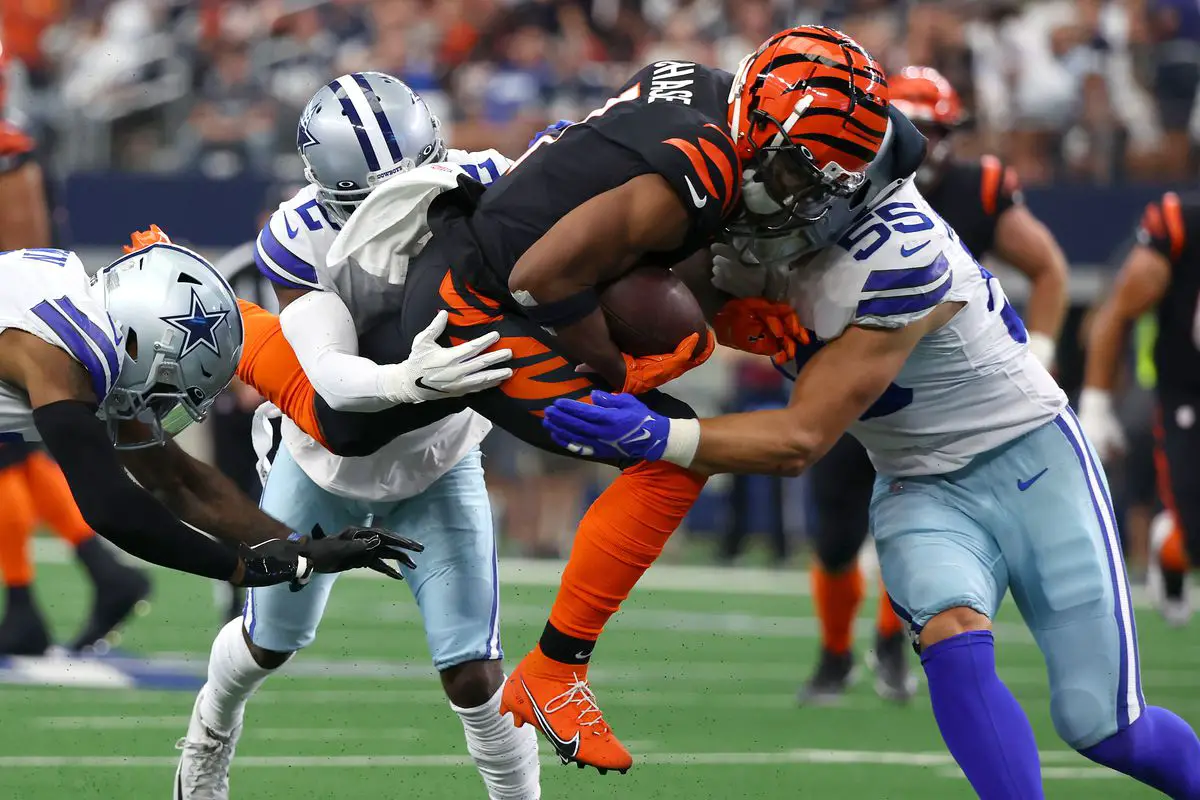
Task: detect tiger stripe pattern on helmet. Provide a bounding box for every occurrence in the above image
[730,25,889,176]
[889,66,964,128]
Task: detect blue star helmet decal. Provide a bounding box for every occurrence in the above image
[161,290,230,358]
[297,101,321,152]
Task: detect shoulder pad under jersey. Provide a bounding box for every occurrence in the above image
[255,186,337,291]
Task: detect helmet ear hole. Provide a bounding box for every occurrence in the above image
[124,329,139,362]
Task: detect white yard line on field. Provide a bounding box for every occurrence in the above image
[35,717,423,740]
[29,539,1157,606]
[0,748,1107,781]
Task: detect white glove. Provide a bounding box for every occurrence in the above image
[382,310,513,404]
[1078,388,1127,462]
[1027,332,1056,371]
[711,242,767,299]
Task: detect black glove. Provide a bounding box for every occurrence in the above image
[234,538,311,589]
[303,524,424,581]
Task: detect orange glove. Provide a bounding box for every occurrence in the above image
[123,224,171,254]
[620,329,716,395]
[713,297,809,366]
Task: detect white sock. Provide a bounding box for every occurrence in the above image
[198,618,278,736]
[451,683,541,800]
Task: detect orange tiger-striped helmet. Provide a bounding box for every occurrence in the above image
[889,66,962,128]
[728,26,889,230]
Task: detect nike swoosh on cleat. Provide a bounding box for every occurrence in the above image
[899,240,930,258]
[521,678,580,761]
[1017,467,1049,492]
[414,376,447,394]
[284,214,300,239]
[684,176,708,208]
[575,650,593,660]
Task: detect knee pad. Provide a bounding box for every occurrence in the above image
[1051,681,1120,749]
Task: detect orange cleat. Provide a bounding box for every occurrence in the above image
[500,646,632,774]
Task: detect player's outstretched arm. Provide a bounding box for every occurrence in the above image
[0,330,419,587]
[118,439,292,545]
[119,440,422,578]
[0,329,243,582]
[543,304,956,475]
[992,205,1068,367]
[272,287,512,410]
[507,173,694,389]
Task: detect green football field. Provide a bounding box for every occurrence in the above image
[1,555,1195,799]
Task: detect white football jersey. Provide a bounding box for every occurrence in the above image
[0,248,122,442]
[716,179,1066,477]
[254,149,509,502]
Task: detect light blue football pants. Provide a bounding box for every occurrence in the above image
[871,409,1145,748]
[243,445,501,671]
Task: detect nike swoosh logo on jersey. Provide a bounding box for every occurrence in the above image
[521,678,580,761]
[900,240,930,258]
[1017,467,1049,492]
[414,376,447,394]
[284,214,300,239]
[684,176,708,209]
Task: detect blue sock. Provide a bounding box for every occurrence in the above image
[1082,706,1200,799]
[921,630,1043,799]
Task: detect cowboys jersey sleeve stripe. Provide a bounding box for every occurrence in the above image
[856,255,953,318]
[862,251,950,292]
[30,299,114,401]
[256,222,321,290]
[56,296,121,383]
[458,159,502,185]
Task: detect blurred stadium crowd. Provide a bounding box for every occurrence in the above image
[0,0,1191,566]
[1,0,1198,185]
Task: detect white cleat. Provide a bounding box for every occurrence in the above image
[1161,598,1193,628]
[174,690,241,800]
[1149,513,1193,628]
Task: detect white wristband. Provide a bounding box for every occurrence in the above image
[1027,332,1056,370]
[662,417,701,468]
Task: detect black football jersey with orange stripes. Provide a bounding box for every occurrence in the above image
[922,155,1022,258]
[1137,191,1200,390]
[440,60,742,302]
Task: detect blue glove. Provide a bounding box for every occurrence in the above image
[528,119,574,149]
[543,391,671,461]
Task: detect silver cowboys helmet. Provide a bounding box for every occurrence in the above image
[92,242,243,449]
[297,71,446,224]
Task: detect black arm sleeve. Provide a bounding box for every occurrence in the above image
[32,400,239,581]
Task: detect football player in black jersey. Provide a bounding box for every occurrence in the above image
[797,65,1070,705]
[234,27,890,772]
[1083,191,1200,627]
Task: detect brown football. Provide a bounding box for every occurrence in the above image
[599,266,707,358]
